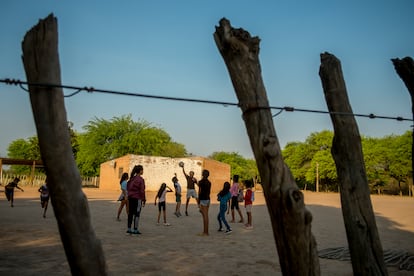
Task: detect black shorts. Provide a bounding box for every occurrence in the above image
[230,196,240,210]
[158,201,166,211]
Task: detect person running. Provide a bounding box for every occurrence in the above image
[180,163,198,216]
[117,172,129,221]
[126,165,146,235]
[38,179,50,218]
[4,177,24,207]
[217,181,232,234]
[172,175,182,217]
[229,175,244,223]
[198,169,211,236]
[154,183,173,226]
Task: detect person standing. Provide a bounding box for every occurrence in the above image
[244,179,254,229]
[198,169,211,236]
[172,175,182,217]
[229,175,244,223]
[180,163,198,216]
[38,179,50,218]
[4,177,24,207]
[217,181,232,234]
[126,165,146,235]
[117,172,129,221]
[154,183,173,226]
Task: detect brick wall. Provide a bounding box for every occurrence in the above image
[99,155,230,193]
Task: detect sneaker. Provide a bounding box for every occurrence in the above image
[225,229,232,234]
[126,229,132,234]
[164,223,171,226]
[178,212,182,217]
[174,212,179,217]
[132,229,141,235]
[217,228,224,232]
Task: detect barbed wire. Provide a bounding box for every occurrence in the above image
[1,78,412,122]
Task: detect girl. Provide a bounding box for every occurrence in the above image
[244,179,254,229]
[127,165,146,235]
[154,182,173,226]
[117,172,129,221]
[217,181,232,234]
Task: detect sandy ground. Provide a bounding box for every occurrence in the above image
[0,187,413,275]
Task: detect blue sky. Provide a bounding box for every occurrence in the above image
[1,1,413,159]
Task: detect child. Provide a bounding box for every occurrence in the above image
[172,175,182,217]
[117,172,129,221]
[197,169,211,236]
[4,177,24,207]
[244,179,254,229]
[217,181,232,234]
[38,180,50,218]
[154,183,173,226]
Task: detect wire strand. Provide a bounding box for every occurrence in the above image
[1,78,412,122]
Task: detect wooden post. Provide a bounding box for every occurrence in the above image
[214,18,320,276]
[319,52,388,275]
[21,14,107,275]
[391,57,414,183]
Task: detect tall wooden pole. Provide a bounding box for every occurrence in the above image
[21,14,107,275]
[391,57,414,187]
[319,52,387,275]
[214,18,320,276]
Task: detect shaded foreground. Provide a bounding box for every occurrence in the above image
[0,188,413,275]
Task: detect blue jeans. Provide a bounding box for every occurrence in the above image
[217,205,230,230]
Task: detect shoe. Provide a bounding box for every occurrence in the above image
[225,229,232,234]
[218,228,224,232]
[132,229,141,234]
[178,212,182,217]
[244,225,253,230]
[126,229,132,234]
[164,223,171,226]
[239,220,244,223]
[116,217,121,221]
[174,212,179,217]
[185,211,188,216]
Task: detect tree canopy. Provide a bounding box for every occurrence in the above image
[209,151,258,183]
[282,130,412,195]
[76,115,187,176]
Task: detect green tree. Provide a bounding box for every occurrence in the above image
[209,151,258,183]
[76,115,187,176]
[7,137,41,174]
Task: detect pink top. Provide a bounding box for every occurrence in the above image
[230,182,239,196]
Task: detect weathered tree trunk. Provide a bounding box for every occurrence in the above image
[21,14,107,275]
[319,52,388,275]
[391,57,414,182]
[214,18,320,276]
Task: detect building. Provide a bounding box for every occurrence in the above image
[99,154,230,193]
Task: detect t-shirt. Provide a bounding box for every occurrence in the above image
[218,191,231,207]
[244,189,253,205]
[174,182,181,194]
[230,182,239,197]
[198,178,211,201]
[39,185,49,197]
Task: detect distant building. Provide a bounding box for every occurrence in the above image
[99,154,230,193]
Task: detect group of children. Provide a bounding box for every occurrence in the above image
[116,168,254,235]
[3,177,50,218]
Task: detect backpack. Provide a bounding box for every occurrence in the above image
[237,189,244,202]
